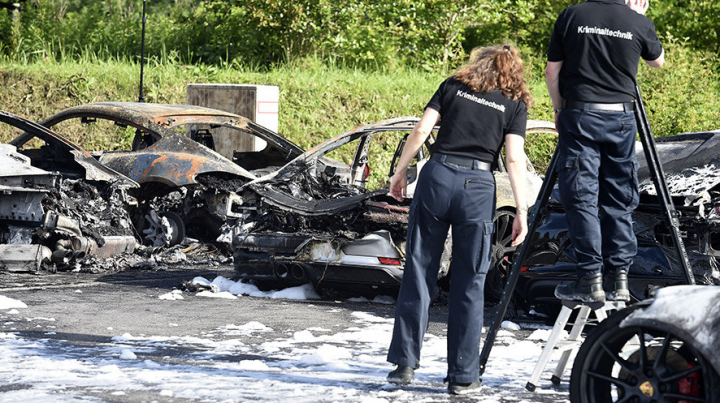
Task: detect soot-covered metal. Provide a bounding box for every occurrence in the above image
[1,111,138,272]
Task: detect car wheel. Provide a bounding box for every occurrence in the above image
[570,304,720,402]
[141,210,186,247]
[486,209,516,301]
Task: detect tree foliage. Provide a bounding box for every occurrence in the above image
[650,0,720,57]
[1,0,718,73]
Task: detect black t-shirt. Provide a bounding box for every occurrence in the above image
[426,77,528,164]
[547,0,663,102]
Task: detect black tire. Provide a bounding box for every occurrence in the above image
[570,304,720,402]
[485,209,516,301]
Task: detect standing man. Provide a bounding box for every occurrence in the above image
[546,0,664,303]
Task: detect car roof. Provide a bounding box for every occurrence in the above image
[40,102,253,131]
[1,109,137,185]
[33,102,304,155]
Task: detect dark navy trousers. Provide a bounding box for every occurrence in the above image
[387,158,495,384]
[556,107,639,276]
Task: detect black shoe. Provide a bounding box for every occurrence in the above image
[448,380,483,395]
[387,365,414,385]
[554,273,605,303]
[603,270,630,301]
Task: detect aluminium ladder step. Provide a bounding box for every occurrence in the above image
[525,299,626,392]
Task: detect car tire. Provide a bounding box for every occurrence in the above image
[570,304,720,402]
[485,209,517,301]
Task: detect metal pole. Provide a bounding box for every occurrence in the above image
[479,147,560,376]
[138,0,147,103]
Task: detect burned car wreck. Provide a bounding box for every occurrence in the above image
[1,110,138,272]
[35,102,305,248]
[227,117,417,296]
[227,118,555,297]
[517,129,720,313]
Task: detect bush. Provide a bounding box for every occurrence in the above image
[637,36,720,137]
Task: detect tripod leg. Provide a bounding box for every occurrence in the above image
[479,146,560,376]
[634,83,694,284]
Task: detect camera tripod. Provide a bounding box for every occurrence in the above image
[478,82,695,377]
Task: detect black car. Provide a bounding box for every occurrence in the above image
[517,129,720,315]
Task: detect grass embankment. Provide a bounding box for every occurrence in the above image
[0,56,556,176]
[1,44,719,174]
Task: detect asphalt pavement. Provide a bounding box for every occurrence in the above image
[0,263,571,402]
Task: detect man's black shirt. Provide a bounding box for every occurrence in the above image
[548,0,663,102]
[426,77,527,164]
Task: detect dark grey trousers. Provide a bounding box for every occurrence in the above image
[556,107,639,276]
[387,158,495,384]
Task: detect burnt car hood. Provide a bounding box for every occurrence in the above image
[243,117,420,216]
[622,285,720,375]
[637,129,720,200]
[99,134,256,187]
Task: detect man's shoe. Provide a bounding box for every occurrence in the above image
[603,270,630,301]
[448,380,483,395]
[387,365,414,385]
[554,273,605,303]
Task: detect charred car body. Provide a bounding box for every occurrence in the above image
[517,129,720,313]
[227,118,555,297]
[2,110,138,272]
[36,102,305,248]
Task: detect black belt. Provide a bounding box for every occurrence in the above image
[431,153,492,171]
[562,100,635,112]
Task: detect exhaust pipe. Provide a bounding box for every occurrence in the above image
[274,263,290,279]
[290,263,308,280]
[51,249,72,264]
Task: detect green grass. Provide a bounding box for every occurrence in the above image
[1,48,719,176]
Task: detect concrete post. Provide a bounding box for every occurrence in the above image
[186,84,279,158]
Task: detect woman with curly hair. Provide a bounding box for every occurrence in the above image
[386,44,533,395]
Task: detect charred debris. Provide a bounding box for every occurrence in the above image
[1,109,413,287]
[0,110,233,275]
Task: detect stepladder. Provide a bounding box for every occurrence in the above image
[525,300,627,392]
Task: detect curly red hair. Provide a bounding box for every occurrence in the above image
[454,45,533,108]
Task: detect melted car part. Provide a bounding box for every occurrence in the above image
[1,144,57,224]
[99,134,256,189]
[0,244,52,272]
[234,233,315,255]
[0,190,47,224]
[2,110,140,270]
[341,230,401,259]
[637,130,720,179]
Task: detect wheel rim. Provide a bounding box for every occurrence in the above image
[486,210,516,301]
[578,325,713,402]
[142,210,185,247]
